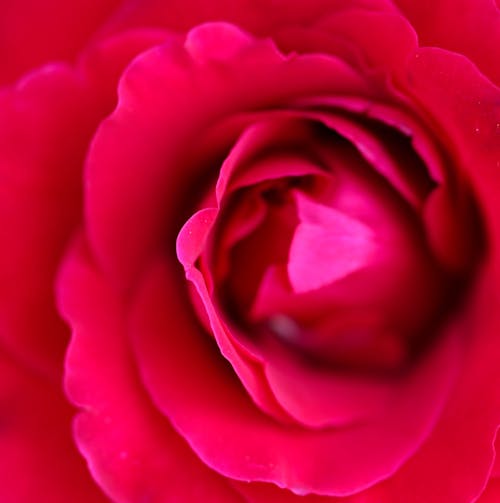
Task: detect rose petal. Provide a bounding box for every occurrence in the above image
[78,28,172,113]
[476,478,500,503]
[180,265,296,423]
[177,208,218,269]
[368,274,500,503]
[0,65,92,379]
[57,237,244,503]
[0,347,107,502]
[401,47,500,269]
[217,116,326,202]
[288,191,376,293]
[0,30,170,381]
[231,480,341,503]
[492,430,500,478]
[274,7,417,81]
[129,256,461,496]
[0,0,120,85]
[246,261,456,429]
[100,0,395,43]
[393,0,500,86]
[310,110,435,208]
[84,22,374,290]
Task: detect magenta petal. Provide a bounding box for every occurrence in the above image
[248,262,459,430]
[369,276,500,503]
[294,96,447,184]
[230,152,325,194]
[78,28,172,113]
[315,8,417,77]
[216,116,326,202]
[176,208,218,268]
[0,65,95,379]
[288,191,376,293]
[230,480,343,503]
[85,22,373,289]
[0,348,107,503]
[401,47,500,267]
[130,257,461,496]
[180,265,296,423]
[423,186,479,271]
[393,0,500,86]
[57,237,244,503]
[100,0,395,46]
[307,110,434,207]
[213,193,269,283]
[0,0,120,85]
[477,478,500,503]
[185,22,254,63]
[0,30,173,381]
[492,431,500,478]
[262,339,395,428]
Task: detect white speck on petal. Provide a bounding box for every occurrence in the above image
[268,314,301,342]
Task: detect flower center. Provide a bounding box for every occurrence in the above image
[218,167,453,371]
[178,115,481,374]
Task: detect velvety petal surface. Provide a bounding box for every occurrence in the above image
[57,238,245,503]
[0,347,107,503]
[0,0,121,85]
[176,102,450,434]
[0,28,170,381]
[0,65,95,379]
[355,46,500,503]
[84,22,375,289]
[393,0,500,86]
[372,277,500,503]
[129,255,461,496]
[275,7,416,83]
[477,478,500,503]
[100,0,397,44]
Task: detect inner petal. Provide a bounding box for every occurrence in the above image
[288,190,376,293]
[176,106,479,434]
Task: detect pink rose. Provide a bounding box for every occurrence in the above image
[1,1,499,502]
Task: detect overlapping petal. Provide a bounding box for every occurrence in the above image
[0,0,120,85]
[0,28,175,502]
[0,347,107,502]
[68,19,500,501]
[84,22,373,288]
[356,46,500,503]
[129,255,460,496]
[5,1,492,502]
[393,0,500,86]
[0,65,95,379]
[57,237,245,503]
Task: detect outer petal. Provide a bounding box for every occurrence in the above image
[100,0,396,42]
[477,478,500,503]
[57,237,244,503]
[0,29,169,381]
[0,29,172,502]
[0,65,95,379]
[129,256,461,496]
[0,0,121,85]
[361,47,500,503]
[84,22,375,289]
[0,347,107,503]
[77,28,172,115]
[492,432,500,478]
[230,480,386,503]
[374,278,500,503]
[393,0,500,86]
[274,7,417,83]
